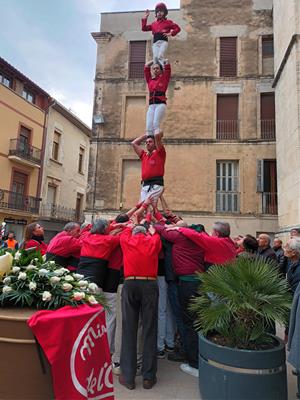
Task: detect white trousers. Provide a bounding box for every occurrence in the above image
[146,103,167,136]
[153,40,169,65]
[140,184,164,207]
[103,291,117,354]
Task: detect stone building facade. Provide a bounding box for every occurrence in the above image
[273,0,300,238]
[87,0,278,237]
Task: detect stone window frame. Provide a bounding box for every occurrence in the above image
[216,36,241,78]
[120,93,147,139]
[116,155,140,210]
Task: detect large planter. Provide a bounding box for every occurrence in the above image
[198,334,287,400]
[0,308,53,400]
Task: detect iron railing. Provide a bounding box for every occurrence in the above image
[262,192,278,214]
[216,191,240,213]
[9,139,41,165]
[216,120,239,140]
[261,119,276,140]
[0,189,40,214]
[41,203,84,222]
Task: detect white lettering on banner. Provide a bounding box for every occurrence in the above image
[70,309,114,399]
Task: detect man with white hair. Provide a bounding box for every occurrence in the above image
[257,233,277,265]
[119,224,161,391]
[284,237,300,294]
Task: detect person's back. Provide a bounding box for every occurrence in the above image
[46,230,81,269]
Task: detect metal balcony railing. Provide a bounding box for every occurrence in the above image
[41,203,84,222]
[262,192,278,214]
[261,119,276,140]
[216,120,239,140]
[216,191,240,213]
[9,139,41,165]
[0,189,41,214]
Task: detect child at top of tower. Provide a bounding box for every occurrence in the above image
[141,3,181,67]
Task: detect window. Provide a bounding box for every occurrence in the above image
[257,160,277,214]
[260,93,275,140]
[219,37,237,77]
[22,88,35,103]
[47,185,57,218]
[10,171,28,211]
[262,35,274,58]
[128,41,146,79]
[216,94,239,139]
[52,131,60,161]
[216,161,239,213]
[75,193,83,221]
[0,72,12,88]
[78,147,85,173]
[18,126,31,157]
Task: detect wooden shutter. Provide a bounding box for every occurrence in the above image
[220,37,237,77]
[216,95,239,139]
[257,160,264,192]
[129,41,146,79]
[262,35,274,58]
[261,93,275,139]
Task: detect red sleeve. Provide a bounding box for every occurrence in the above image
[179,228,219,252]
[109,235,120,251]
[139,149,146,160]
[169,20,181,36]
[141,18,152,32]
[67,237,82,254]
[144,66,152,84]
[159,228,182,243]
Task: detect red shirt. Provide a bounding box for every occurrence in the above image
[80,233,119,260]
[108,245,123,271]
[141,146,166,181]
[25,239,48,256]
[47,231,81,259]
[179,228,236,265]
[141,18,181,37]
[120,228,162,278]
[144,64,171,104]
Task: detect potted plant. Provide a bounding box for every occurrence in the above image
[0,248,106,400]
[190,256,292,400]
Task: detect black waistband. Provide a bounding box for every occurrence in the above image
[79,256,108,267]
[69,256,79,267]
[46,253,68,267]
[149,91,165,97]
[142,176,164,187]
[153,33,168,43]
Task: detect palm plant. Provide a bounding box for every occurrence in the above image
[190,256,292,349]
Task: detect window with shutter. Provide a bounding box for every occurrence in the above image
[262,35,274,58]
[260,93,275,140]
[216,161,239,213]
[219,37,237,77]
[257,159,278,214]
[128,41,147,79]
[216,94,239,139]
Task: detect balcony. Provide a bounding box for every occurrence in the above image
[40,203,84,222]
[216,120,239,140]
[216,191,240,213]
[261,119,276,140]
[0,189,41,214]
[8,139,41,167]
[262,192,278,214]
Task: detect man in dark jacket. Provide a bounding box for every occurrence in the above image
[273,238,288,276]
[257,234,278,265]
[284,237,300,294]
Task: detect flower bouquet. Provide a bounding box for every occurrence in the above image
[0,248,105,310]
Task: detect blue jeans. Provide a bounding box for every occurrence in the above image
[157,276,175,351]
[167,280,187,352]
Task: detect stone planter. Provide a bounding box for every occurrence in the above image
[198,334,287,400]
[0,308,53,400]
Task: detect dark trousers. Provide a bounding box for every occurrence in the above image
[177,279,200,369]
[120,280,158,383]
[167,281,187,352]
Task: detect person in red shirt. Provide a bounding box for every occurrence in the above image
[22,222,48,255]
[141,3,181,67]
[119,225,161,390]
[132,133,166,209]
[144,60,171,137]
[46,222,81,271]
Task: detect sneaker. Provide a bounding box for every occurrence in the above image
[136,364,142,376]
[168,350,187,362]
[165,345,175,353]
[180,363,199,378]
[112,362,121,375]
[157,350,166,359]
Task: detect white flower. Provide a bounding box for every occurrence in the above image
[88,295,98,305]
[73,273,84,280]
[18,272,27,281]
[49,261,55,265]
[73,292,85,301]
[62,283,73,292]
[12,267,20,273]
[26,264,37,271]
[2,286,13,294]
[64,275,74,282]
[53,268,67,276]
[38,269,48,277]
[14,251,21,260]
[50,276,61,284]
[3,277,11,285]
[29,282,37,291]
[88,282,99,294]
[42,255,47,262]
[42,291,52,301]
[78,280,88,288]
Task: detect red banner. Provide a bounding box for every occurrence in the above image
[28,304,114,400]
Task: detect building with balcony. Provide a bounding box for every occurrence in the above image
[39,101,91,241]
[0,57,50,241]
[87,0,278,237]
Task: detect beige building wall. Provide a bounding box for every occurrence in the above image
[273,0,300,238]
[87,0,278,237]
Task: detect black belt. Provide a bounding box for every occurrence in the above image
[46,253,68,267]
[153,33,168,43]
[142,176,164,187]
[149,91,165,97]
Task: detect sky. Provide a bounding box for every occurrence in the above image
[0,0,180,127]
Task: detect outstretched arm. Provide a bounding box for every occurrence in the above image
[141,10,152,31]
[131,133,147,158]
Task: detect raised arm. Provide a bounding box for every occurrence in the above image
[141,10,152,32]
[154,131,164,150]
[144,60,153,83]
[131,133,147,158]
